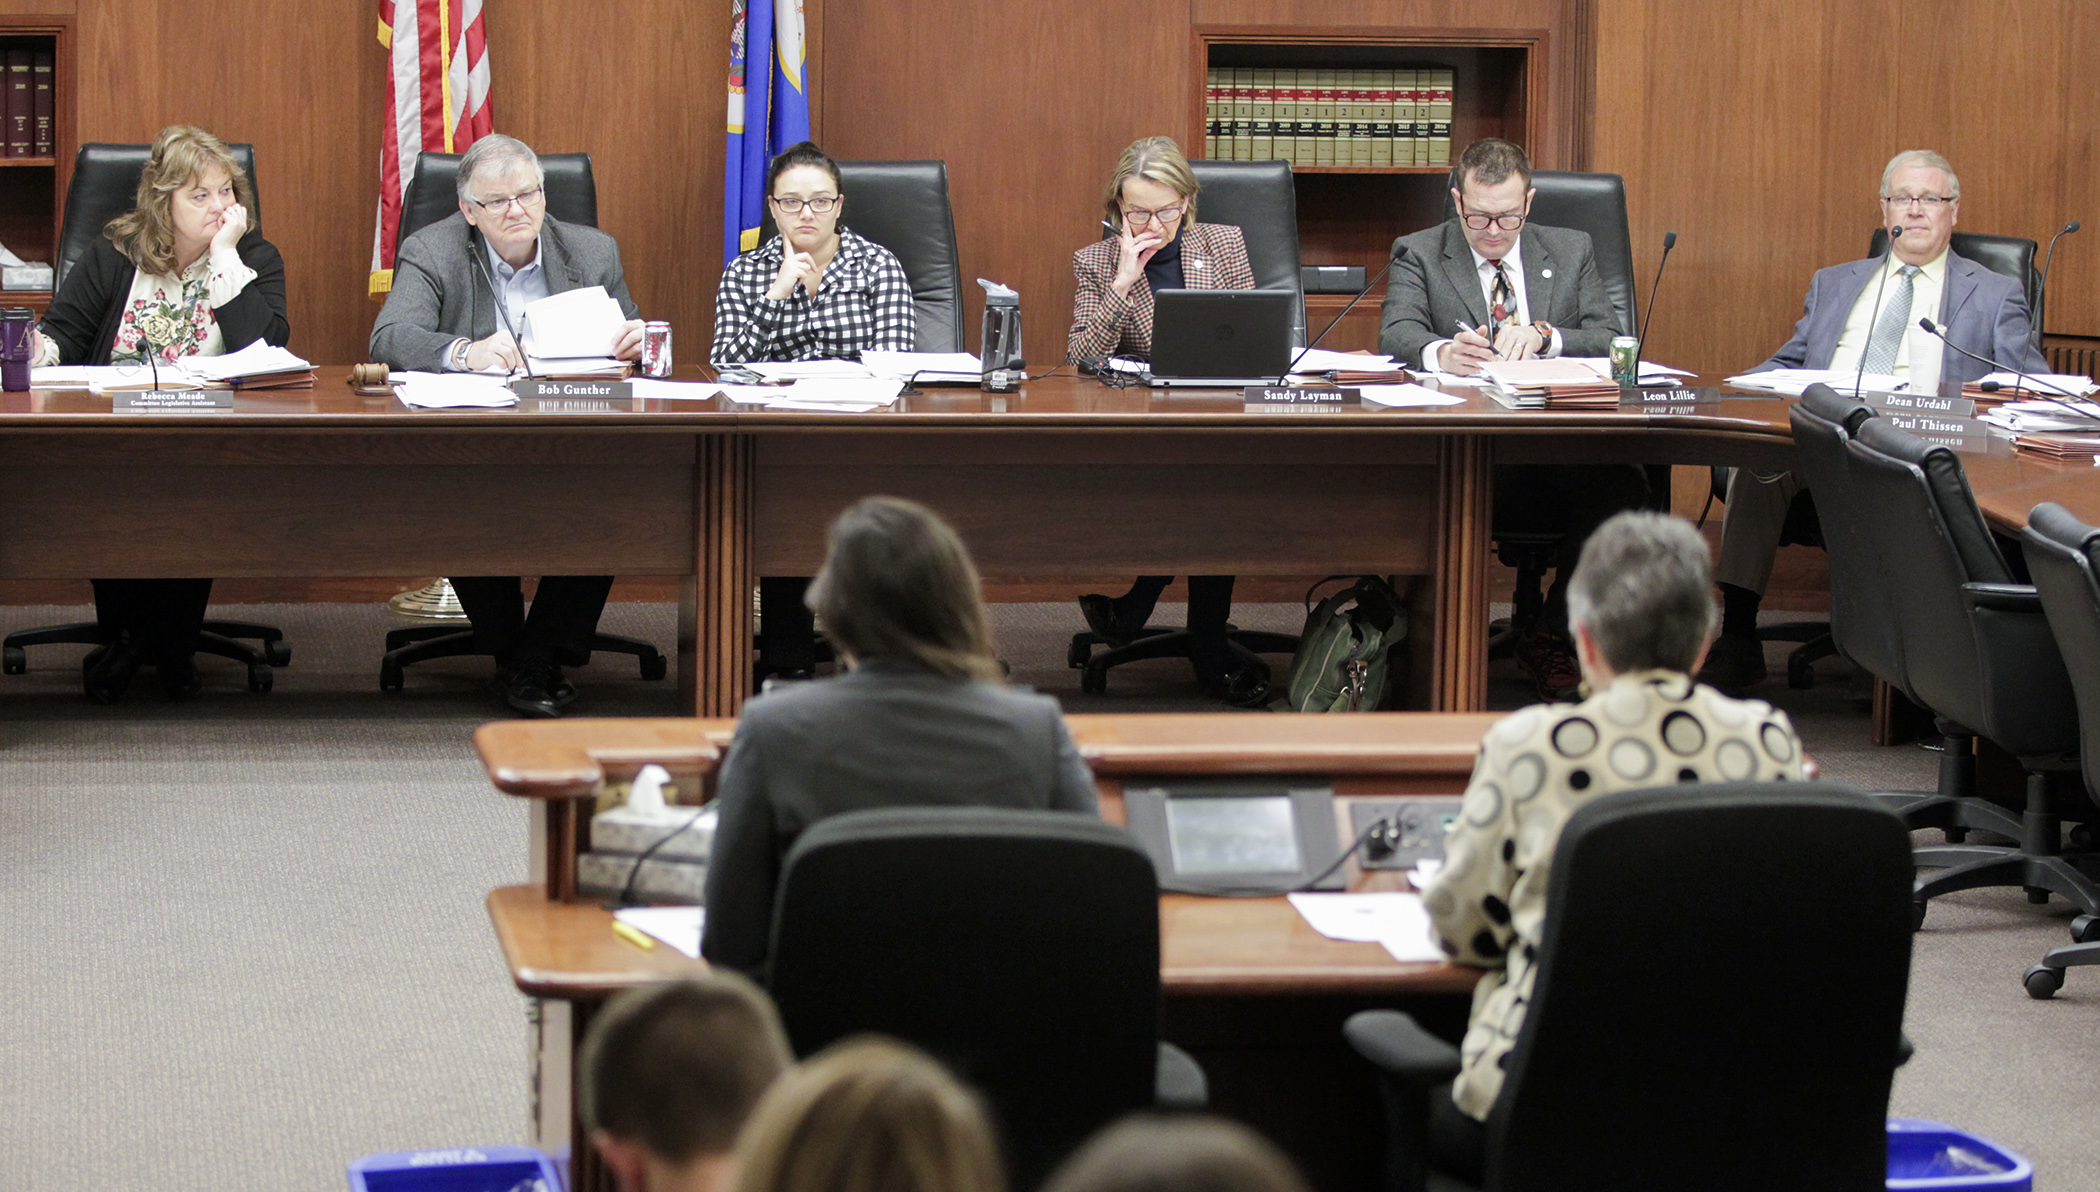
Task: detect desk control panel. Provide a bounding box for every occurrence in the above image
[1350,799,1463,870]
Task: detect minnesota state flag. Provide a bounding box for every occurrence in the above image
[725,0,811,262]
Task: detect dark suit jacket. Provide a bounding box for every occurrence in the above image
[1752,249,2046,382]
[368,211,640,371]
[38,234,289,366]
[1378,220,1621,365]
[701,656,1100,976]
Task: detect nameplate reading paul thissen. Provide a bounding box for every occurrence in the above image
[513,379,633,402]
[114,389,233,410]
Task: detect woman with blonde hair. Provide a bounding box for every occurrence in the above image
[31,125,290,702]
[1068,136,1264,705]
[702,496,1097,976]
[732,1038,1004,1192]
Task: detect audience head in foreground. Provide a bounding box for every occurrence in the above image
[732,1037,1005,1192]
[808,495,1001,681]
[1425,510,1807,1127]
[582,973,793,1192]
[1043,1115,1310,1192]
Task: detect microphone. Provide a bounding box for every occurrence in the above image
[1853,226,1904,398]
[469,229,537,379]
[1631,230,1677,385]
[2036,219,2080,335]
[1273,256,1397,386]
[1917,316,2099,424]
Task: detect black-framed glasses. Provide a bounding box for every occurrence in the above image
[1881,194,1955,210]
[1458,208,1527,232]
[469,187,543,214]
[770,195,839,214]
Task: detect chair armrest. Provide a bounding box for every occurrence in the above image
[1344,1009,1463,1087]
[1961,582,2043,614]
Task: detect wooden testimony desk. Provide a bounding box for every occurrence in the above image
[0,371,1793,715]
[476,712,1498,1192]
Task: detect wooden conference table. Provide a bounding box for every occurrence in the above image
[0,369,1798,715]
[478,711,1498,1192]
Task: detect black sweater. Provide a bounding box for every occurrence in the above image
[37,233,290,365]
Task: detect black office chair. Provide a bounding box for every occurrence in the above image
[5,142,289,693]
[377,149,667,693]
[2016,503,2100,996]
[758,159,964,352]
[1443,172,1660,655]
[1715,230,2047,687]
[1065,160,1305,696]
[767,806,1206,1192]
[1844,417,2098,931]
[1345,783,1914,1192]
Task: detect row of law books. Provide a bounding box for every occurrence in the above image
[1203,66,1453,167]
[4,48,56,158]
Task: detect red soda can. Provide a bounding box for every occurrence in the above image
[641,321,673,377]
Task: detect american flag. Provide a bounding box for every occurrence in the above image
[369,0,495,297]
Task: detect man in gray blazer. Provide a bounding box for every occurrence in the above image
[369,134,647,717]
[1379,138,1643,700]
[1701,148,2046,691]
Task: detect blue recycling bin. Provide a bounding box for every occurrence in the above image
[347,1145,562,1192]
[1887,1119,2033,1191]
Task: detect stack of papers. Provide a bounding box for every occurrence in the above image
[524,355,627,379]
[704,376,906,413]
[2012,434,2100,463]
[744,359,874,381]
[1288,348,1407,376]
[1726,369,1904,397]
[1963,371,2100,402]
[183,342,317,388]
[1481,358,1622,408]
[862,350,982,383]
[1285,892,1444,963]
[1981,400,2100,434]
[1562,356,1693,386]
[520,286,629,359]
[1357,383,1466,408]
[389,371,517,409]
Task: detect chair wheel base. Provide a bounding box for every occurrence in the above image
[639,653,668,682]
[1786,654,1816,689]
[380,661,404,693]
[265,640,292,667]
[2,646,22,674]
[247,664,273,693]
[1068,640,1093,668]
[1081,667,1108,695]
[2072,914,2100,944]
[1912,899,1928,932]
[2024,964,2063,999]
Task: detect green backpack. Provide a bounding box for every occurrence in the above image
[1283,575,1408,712]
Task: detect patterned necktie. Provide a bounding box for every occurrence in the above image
[1860,264,1921,377]
[1489,260,1514,333]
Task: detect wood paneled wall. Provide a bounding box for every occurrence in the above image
[45,0,2098,375]
[62,0,728,366]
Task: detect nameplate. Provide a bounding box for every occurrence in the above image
[1618,386,1725,404]
[114,389,232,410]
[1862,391,1976,416]
[512,379,633,402]
[521,397,633,414]
[1242,385,1360,406]
[1883,412,1993,453]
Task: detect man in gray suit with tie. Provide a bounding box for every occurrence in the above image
[1380,138,1644,699]
[1699,148,2047,691]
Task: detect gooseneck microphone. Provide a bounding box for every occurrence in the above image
[1632,230,1677,383]
[1916,316,2098,425]
[2037,220,2080,333]
[470,229,537,379]
[1853,226,1905,398]
[1273,256,1397,386]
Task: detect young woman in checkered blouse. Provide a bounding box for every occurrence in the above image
[1069,137,1266,705]
[710,142,916,364]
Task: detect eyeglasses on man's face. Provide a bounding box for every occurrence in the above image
[469,187,544,214]
[1881,194,1955,211]
[771,195,840,215]
[1459,208,1527,232]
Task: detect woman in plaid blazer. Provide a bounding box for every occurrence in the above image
[1069,137,1266,705]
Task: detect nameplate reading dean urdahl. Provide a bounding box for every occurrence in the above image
[513,379,634,402]
[115,389,234,410]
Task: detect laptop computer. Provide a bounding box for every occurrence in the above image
[1147,288,1297,387]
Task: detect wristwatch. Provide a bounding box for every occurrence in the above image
[448,338,472,371]
[1531,320,1556,346]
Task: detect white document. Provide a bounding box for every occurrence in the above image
[613,905,704,959]
[1561,356,1694,384]
[630,378,737,401]
[519,286,628,358]
[764,397,894,413]
[182,341,313,381]
[390,371,518,409]
[744,358,875,381]
[1288,348,1406,374]
[1973,370,2100,397]
[30,365,110,388]
[862,350,982,382]
[1416,369,1490,387]
[1357,383,1467,408]
[1726,368,1904,397]
[777,377,905,405]
[523,354,625,377]
[1287,891,1444,963]
[1982,401,2100,433]
[709,383,799,404]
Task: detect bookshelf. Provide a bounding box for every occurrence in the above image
[1191,27,1547,350]
[0,16,73,317]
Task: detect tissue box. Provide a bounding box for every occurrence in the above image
[2,263,53,291]
[580,852,707,903]
[590,803,715,862]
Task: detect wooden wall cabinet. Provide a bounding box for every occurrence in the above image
[0,14,72,318]
[1191,26,1547,351]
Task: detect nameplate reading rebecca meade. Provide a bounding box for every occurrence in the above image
[513,379,633,402]
[114,389,233,410]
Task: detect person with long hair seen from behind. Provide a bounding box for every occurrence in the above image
[731,1037,1004,1192]
[30,125,290,704]
[1043,1115,1312,1192]
[1068,136,1266,706]
[701,496,1098,977]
